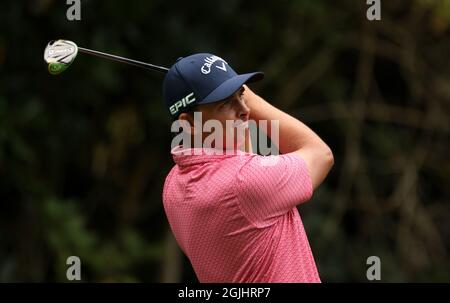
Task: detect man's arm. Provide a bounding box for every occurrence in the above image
[244,85,334,190]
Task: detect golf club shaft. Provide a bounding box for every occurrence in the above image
[78,47,169,73]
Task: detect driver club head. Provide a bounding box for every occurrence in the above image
[44,40,78,75]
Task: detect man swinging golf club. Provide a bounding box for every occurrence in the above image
[162,53,334,283]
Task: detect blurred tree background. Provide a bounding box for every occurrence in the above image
[0,0,449,282]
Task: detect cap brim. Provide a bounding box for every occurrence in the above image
[199,72,264,105]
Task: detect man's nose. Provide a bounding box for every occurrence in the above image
[237,99,250,121]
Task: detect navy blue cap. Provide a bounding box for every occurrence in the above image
[163,53,264,118]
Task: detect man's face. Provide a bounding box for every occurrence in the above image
[198,86,249,124]
[180,86,252,151]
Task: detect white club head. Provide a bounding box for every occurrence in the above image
[44,40,78,75]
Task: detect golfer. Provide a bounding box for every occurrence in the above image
[162,53,334,282]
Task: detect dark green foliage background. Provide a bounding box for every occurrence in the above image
[0,0,449,282]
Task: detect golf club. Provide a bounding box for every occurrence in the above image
[44,39,169,75]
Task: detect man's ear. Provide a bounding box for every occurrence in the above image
[179,112,194,125]
[178,112,196,134]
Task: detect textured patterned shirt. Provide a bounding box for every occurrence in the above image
[163,146,320,282]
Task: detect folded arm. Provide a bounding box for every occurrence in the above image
[244,85,334,190]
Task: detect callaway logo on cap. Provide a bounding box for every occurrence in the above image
[163,53,264,118]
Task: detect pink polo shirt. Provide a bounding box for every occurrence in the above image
[162,146,320,283]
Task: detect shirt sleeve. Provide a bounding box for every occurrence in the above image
[235,153,313,227]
